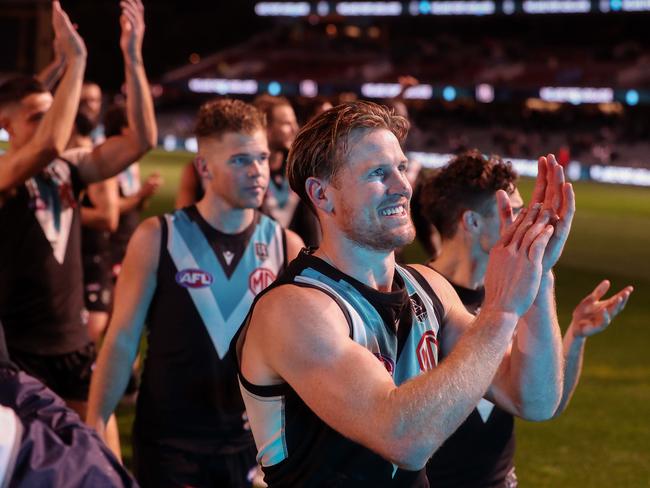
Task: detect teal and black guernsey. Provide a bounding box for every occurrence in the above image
[234,250,444,487]
[135,206,287,453]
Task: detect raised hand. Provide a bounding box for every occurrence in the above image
[119,0,145,57]
[139,172,163,200]
[498,154,575,273]
[484,202,555,317]
[570,280,633,338]
[539,155,575,270]
[52,0,86,58]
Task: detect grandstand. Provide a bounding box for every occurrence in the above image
[150,4,650,181]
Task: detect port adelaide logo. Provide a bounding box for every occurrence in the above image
[254,242,268,261]
[175,268,214,288]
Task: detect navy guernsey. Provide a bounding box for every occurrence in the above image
[135,206,286,453]
[234,251,444,487]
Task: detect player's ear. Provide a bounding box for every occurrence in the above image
[461,209,480,235]
[0,113,11,133]
[195,156,211,180]
[306,176,333,214]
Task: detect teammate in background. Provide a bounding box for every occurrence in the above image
[254,94,321,247]
[103,102,163,279]
[68,82,121,345]
[234,101,573,486]
[0,0,156,426]
[87,99,303,487]
[412,151,633,488]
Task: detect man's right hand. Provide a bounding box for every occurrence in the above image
[483,200,555,317]
[52,1,86,59]
[119,0,145,59]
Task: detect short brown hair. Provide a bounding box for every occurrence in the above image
[287,101,409,212]
[0,76,47,111]
[253,94,292,123]
[194,98,266,139]
[415,149,518,244]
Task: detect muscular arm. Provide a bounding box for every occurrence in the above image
[0,2,85,193]
[553,280,633,417]
[411,264,562,421]
[482,154,575,420]
[36,54,65,91]
[77,0,157,185]
[80,178,119,231]
[243,285,520,470]
[86,217,160,436]
[492,271,563,420]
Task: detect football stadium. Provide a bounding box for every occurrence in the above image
[1,1,649,487]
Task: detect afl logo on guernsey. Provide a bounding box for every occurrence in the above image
[417,330,438,372]
[175,268,214,288]
[249,267,276,295]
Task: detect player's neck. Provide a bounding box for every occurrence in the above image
[196,194,255,234]
[430,239,484,290]
[316,234,396,292]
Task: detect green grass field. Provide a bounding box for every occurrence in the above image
[110,149,648,486]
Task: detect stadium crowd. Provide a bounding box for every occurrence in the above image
[0,2,635,487]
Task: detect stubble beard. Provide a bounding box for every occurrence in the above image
[338,202,416,252]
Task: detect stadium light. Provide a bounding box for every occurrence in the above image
[442,86,457,102]
[590,165,650,186]
[361,83,433,99]
[317,1,330,15]
[299,79,319,97]
[188,78,258,95]
[267,81,282,96]
[476,83,495,103]
[0,128,8,142]
[184,137,198,153]
[620,0,650,12]
[503,0,516,13]
[625,89,640,106]
[254,2,311,16]
[163,135,177,152]
[539,87,614,104]
[522,0,591,14]
[429,1,495,16]
[335,2,403,16]
[567,162,582,181]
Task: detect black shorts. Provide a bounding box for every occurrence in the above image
[132,437,258,488]
[8,343,96,402]
[83,252,114,313]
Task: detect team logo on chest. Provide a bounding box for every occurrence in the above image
[254,242,269,261]
[249,267,276,295]
[417,330,438,372]
[175,268,214,288]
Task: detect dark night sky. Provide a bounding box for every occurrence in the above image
[1,0,273,91]
[64,0,273,90]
